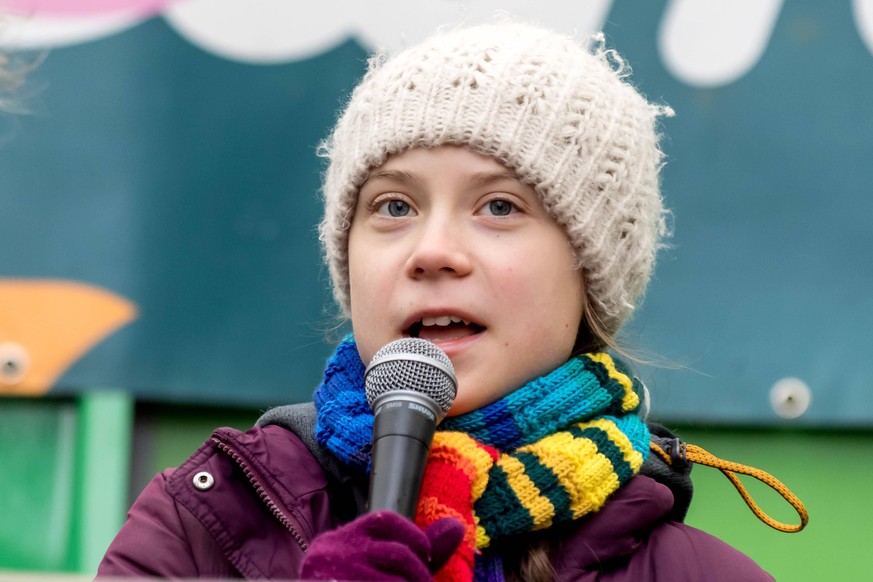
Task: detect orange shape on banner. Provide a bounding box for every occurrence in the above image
[0,279,138,396]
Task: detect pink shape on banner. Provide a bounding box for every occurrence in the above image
[3,0,175,16]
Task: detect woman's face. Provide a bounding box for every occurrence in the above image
[347,145,585,415]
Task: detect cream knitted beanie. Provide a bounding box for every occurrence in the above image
[319,21,671,335]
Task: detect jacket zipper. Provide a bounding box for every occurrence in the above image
[211,437,309,551]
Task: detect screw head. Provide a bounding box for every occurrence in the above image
[769,377,812,419]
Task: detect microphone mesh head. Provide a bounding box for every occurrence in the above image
[364,338,457,415]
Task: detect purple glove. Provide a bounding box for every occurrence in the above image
[300,510,465,581]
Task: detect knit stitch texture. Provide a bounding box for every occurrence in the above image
[313,338,650,581]
[319,21,672,333]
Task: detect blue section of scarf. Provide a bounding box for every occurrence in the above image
[313,337,649,581]
[314,337,648,468]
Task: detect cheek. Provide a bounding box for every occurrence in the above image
[347,233,380,365]
[500,245,583,308]
[347,226,385,304]
[349,303,377,366]
[505,253,584,349]
[348,228,398,297]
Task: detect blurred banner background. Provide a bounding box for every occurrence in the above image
[1,0,871,579]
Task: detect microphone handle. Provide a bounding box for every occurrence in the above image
[368,399,438,519]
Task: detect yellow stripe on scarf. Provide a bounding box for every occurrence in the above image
[518,418,643,520]
[518,430,600,517]
[585,417,646,472]
[496,455,556,530]
[586,352,640,412]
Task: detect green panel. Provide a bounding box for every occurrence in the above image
[0,399,77,571]
[679,427,872,581]
[72,391,133,575]
[0,393,132,575]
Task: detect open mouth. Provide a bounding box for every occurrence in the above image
[405,315,485,343]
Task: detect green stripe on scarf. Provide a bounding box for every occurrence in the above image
[313,338,651,580]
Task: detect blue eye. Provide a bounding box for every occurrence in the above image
[378,199,413,217]
[485,199,514,216]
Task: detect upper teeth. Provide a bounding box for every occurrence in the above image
[421,315,469,327]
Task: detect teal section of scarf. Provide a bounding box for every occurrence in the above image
[313,337,649,470]
[312,337,650,582]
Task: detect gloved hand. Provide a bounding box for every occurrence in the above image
[300,510,465,581]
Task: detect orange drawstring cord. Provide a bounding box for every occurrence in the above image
[649,440,809,533]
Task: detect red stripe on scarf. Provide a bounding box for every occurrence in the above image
[416,436,500,581]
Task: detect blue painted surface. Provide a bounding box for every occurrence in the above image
[1,19,363,406]
[1,2,870,424]
[608,1,873,425]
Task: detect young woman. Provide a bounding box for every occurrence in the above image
[99,21,781,581]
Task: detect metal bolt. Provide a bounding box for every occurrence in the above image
[769,377,812,419]
[0,342,30,386]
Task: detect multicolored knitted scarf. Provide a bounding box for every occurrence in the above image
[314,338,650,582]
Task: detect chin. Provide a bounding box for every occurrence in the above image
[445,399,477,417]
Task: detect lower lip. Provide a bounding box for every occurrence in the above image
[412,330,483,358]
[408,330,485,358]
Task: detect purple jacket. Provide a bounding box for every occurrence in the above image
[99,420,773,580]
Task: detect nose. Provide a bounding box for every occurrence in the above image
[405,216,472,279]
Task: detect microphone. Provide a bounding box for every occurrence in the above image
[364,337,457,519]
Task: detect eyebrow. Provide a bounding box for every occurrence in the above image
[364,169,418,185]
[468,171,522,187]
[364,169,521,187]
